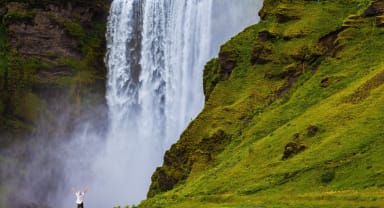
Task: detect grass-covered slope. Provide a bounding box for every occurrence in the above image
[141,0,384,207]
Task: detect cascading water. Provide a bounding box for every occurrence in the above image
[86,0,263,206]
[97,1,213,206]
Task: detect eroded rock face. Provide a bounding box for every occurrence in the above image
[4,1,106,63]
[0,0,109,142]
[362,1,384,17]
[219,45,239,78]
[9,16,80,62]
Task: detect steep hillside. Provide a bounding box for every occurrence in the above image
[0,0,109,146]
[141,0,384,207]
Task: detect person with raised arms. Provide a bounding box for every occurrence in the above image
[72,186,88,208]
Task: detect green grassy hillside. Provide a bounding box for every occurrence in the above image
[141,0,384,207]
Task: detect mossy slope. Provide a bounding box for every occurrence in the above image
[142,0,384,207]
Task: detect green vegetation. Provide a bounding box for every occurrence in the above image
[142,0,384,207]
[1,49,47,132]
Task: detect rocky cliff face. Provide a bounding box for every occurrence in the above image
[0,1,110,207]
[0,0,109,146]
[143,0,384,207]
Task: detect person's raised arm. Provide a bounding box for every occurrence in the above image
[84,186,88,193]
[72,187,76,193]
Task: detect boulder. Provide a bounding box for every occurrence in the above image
[282,142,306,160]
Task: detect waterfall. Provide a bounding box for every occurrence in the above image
[97,1,213,205]
[65,0,263,207]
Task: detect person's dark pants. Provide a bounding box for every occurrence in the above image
[77,203,84,208]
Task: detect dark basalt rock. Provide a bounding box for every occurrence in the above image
[219,44,239,78]
[276,13,299,23]
[282,142,306,160]
[318,28,343,57]
[156,168,178,192]
[219,51,238,76]
[258,30,276,42]
[362,1,384,17]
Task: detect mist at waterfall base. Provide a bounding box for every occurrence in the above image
[0,1,263,207]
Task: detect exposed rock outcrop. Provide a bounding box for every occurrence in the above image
[362,1,384,17]
[219,42,239,78]
[0,0,109,145]
[282,141,306,160]
[148,129,231,198]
